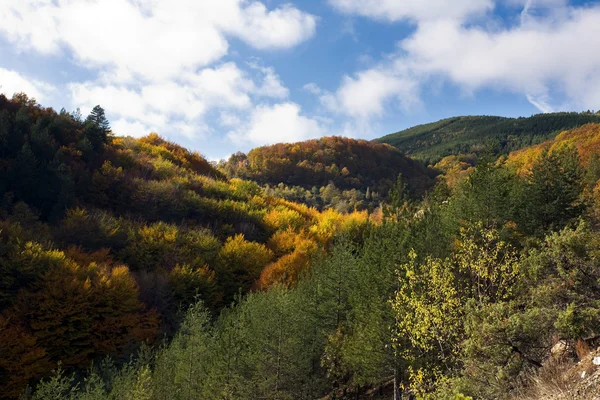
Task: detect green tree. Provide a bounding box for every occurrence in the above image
[84,105,111,149]
[520,146,584,234]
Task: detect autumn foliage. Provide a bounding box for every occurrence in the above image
[0,93,379,397]
[223,136,435,196]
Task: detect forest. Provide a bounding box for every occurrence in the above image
[2,92,600,399]
[377,113,600,164]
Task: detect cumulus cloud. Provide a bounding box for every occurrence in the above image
[327,0,600,116]
[228,102,325,146]
[0,68,55,101]
[0,0,316,82]
[0,0,317,152]
[70,62,293,139]
[321,68,421,119]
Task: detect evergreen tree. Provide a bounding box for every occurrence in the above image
[83,105,111,149]
[520,146,584,234]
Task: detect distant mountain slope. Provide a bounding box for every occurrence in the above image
[507,122,600,174]
[377,113,600,163]
[222,136,435,197]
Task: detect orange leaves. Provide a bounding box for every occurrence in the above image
[232,135,433,195]
[259,240,319,288]
[259,210,371,287]
[507,123,600,174]
[434,155,475,188]
[309,209,369,245]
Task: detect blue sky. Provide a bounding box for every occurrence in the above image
[1,0,599,160]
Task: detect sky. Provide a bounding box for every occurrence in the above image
[1,0,599,160]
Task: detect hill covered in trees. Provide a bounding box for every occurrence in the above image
[0,93,371,398]
[5,92,600,400]
[377,112,600,163]
[219,136,435,211]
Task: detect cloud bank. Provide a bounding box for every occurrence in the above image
[326,0,600,117]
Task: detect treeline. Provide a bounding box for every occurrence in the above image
[378,112,600,163]
[24,126,600,399]
[0,94,371,398]
[219,136,435,198]
[262,182,385,213]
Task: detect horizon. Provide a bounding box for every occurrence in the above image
[1,0,599,160]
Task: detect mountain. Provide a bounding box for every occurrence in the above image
[6,92,600,400]
[377,112,600,163]
[221,136,435,197]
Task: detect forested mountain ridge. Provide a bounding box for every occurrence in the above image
[377,112,600,163]
[5,91,600,400]
[219,136,435,212]
[222,136,433,193]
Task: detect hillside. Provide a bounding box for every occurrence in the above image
[0,94,372,398]
[221,136,435,203]
[5,93,600,400]
[507,123,600,173]
[377,112,600,163]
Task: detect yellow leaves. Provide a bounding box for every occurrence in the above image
[139,222,178,244]
[276,198,320,221]
[394,252,462,355]
[340,210,369,235]
[434,155,475,188]
[455,223,520,303]
[170,264,218,308]
[151,157,178,179]
[309,209,370,245]
[263,207,305,232]
[218,234,274,278]
[309,209,343,244]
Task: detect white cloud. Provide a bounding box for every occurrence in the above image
[219,112,243,128]
[247,63,290,99]
[69,62,289,141]
[329,0,493,22]
[111,118,150,139]
[0,0,318,157]
[0,68,54,101]
[228,102,325,146]
[303,83,323,95]
[321,68,420,119]
[327,1,600,115]
[0,0,316,82]
[226,2,317,50]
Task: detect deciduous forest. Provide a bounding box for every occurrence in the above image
[2,93,600,399]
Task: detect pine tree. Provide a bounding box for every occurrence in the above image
[87,105,110,132]
[84,105,111,149]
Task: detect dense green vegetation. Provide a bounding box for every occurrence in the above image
[377,112,600,163]
[4,92,600,400]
